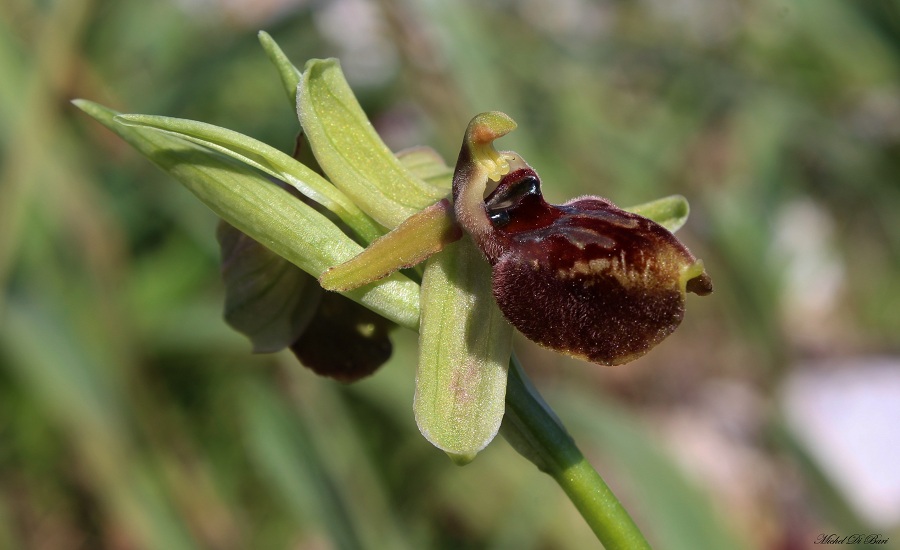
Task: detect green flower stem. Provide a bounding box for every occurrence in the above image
[503,356,652,549]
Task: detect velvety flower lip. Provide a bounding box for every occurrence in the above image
[452,113,713,366]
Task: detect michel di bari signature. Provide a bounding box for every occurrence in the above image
[815,533,890,545]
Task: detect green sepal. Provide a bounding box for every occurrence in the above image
[74,100,420,331]
[297,58,447,228]
[414,238,513,464]
[624,194,690,233]
[217,220,322,353]
[114,113,383,243]
[219,218,395,380]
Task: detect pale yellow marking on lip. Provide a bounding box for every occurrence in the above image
[555,253,683,292]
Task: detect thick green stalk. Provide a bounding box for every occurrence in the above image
[502,356,652,549]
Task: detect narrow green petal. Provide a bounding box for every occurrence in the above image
[624,194,690,233]
[257,31,302,107]
[74,100,419,330]
[320,199,460,292]
[115,113,383,243]
[297,58,446,228]
[414,238,513,464]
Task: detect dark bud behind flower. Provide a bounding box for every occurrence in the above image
[290,290,393,382]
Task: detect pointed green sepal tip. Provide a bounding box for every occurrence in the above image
[257,31,302,106]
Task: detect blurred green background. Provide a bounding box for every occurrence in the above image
[3,0,900,548]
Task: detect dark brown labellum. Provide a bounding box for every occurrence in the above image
[480,168,712,365]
